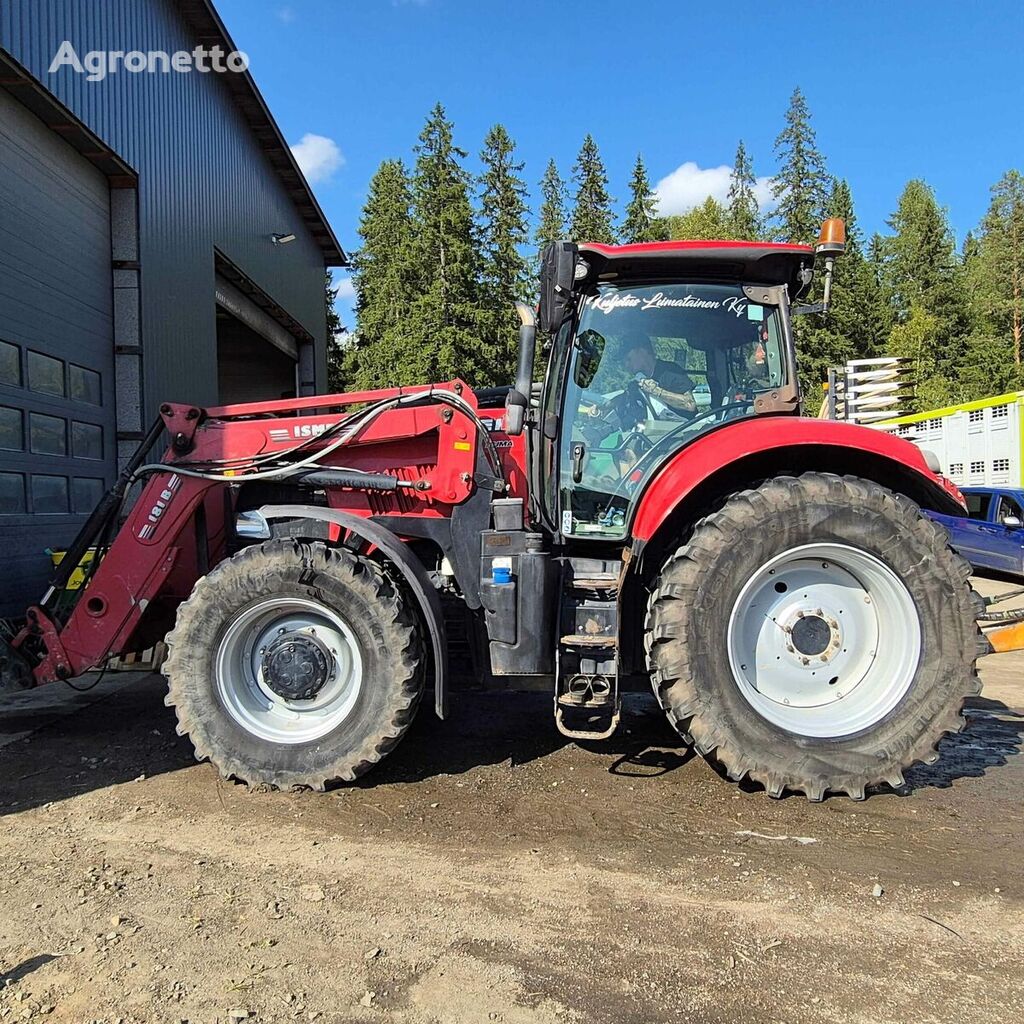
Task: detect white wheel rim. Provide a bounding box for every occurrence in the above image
[215,596,363,745]
[726,543,920,738]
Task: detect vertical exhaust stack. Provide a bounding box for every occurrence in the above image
[506,302,536,436]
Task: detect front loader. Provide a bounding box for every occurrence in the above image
[0,221,999,799]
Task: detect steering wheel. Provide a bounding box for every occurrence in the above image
[712,397,756,423]
[580,381,651,443]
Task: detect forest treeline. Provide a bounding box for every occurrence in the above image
[329,89,1024,412]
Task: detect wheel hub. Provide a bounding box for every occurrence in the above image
[726,543,921,738]
[786,610,842,663]
[261,631,334,701]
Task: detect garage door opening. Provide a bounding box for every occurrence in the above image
[216,307,297,405]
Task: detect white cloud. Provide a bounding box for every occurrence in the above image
[332,275,356,301]
[290,133,344,185]
[277,6,295,23]
[654,161,774,216]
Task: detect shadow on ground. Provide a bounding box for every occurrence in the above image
[0,674,1020,814]
[903,696,1024,790]
[0,954,60,987]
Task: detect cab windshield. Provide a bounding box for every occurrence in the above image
[559,281,789,539]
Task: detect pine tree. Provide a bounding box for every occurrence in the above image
[969,170,1024,366]
[570,135,616,243]
[407,103,482,384]
[346,158,415,389]
[477,124,531,383]
[771,88,829,244]
[535,159,567,262]
[726,140,761,240]
[622,154,658,243]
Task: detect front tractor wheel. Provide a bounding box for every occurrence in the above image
[645,473,984,801]
[164,539,424,789]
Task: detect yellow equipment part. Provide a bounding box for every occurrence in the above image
[47,548,95,590]
[985,620,1024,654]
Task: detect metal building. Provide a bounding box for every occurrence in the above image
[0,0,345,613]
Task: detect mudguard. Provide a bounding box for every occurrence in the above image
[631,416,963,546]
[257,504,449,719]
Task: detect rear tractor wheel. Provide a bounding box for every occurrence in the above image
[164,539,424,789]
[645,473,984,800]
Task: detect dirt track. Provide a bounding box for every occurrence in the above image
[1,579,1022,1024]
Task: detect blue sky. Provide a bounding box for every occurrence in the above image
[217,0,1024,327]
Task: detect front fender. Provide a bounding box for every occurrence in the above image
[257,504,449,719]
[631,416,962,546]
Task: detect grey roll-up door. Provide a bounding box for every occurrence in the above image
[0,88,116,616]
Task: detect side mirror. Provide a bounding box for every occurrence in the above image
[1002,515,1021,529]
[573,330,605,389]
[538,240,578,335]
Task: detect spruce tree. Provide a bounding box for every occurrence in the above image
[570,135,616,243]
[535,159,567,262]
[801,179,890,403]
[656,197,730,241]
[771,88,829,244]
[622,154,658,243]
[346,158,415,389]
[726,140,761,240]
[325,270,345,392]
[407,103,482,384]
[477,124,531,383]
[883,179,970,388]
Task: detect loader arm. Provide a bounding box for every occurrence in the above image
[4,380,503,689]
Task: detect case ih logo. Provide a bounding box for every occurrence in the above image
[268,423,334,443]
[137,473,181,540]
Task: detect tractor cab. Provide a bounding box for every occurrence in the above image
[507,235,836,542]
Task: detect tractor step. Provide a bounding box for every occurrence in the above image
[560,633,618,648]
[554,556,622,740]
[557,672,616,708]
[570,574,619,592]
[555,702,622,741]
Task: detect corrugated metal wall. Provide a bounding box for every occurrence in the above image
[0,0,328,416]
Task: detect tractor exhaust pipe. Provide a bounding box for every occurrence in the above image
[505,302,536,436]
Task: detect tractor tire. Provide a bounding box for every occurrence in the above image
[163,538,424,789]
[645,473,985,801]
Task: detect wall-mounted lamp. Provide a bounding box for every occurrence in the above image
[270,232,296,245]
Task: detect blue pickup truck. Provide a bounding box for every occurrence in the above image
[927,487,1024,576]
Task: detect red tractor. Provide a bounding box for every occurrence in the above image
[0,222,989,800]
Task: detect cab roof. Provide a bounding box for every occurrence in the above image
[578,240,814,294]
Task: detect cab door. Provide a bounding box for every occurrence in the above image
[989,492,1024,573]
[944,489,996,570]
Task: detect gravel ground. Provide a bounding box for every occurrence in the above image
[0,577,1021,1024]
